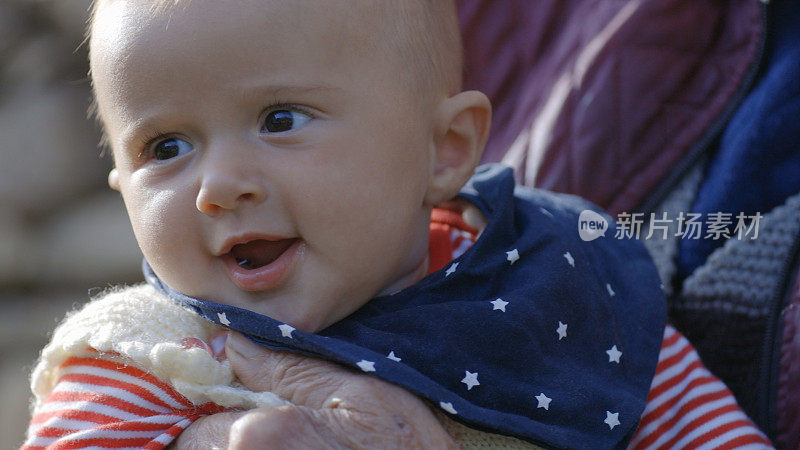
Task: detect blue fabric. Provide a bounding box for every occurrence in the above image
[145,165,666,449]
[678,1,800,279]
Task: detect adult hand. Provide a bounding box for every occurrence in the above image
[170,332,458,449]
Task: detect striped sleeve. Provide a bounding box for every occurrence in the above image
[630,325,773,449]
[428,206,479,275]
[21,356,226,450]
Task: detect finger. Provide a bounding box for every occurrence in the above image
[208,329,227,361]
[228,406,340,450]
[229,404,458,450]
[179,337,213,355]
[225,334,460,448]
[168,410,246,449]
[225,332,349,408]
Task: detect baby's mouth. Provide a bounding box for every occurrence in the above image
[228,238,298,270]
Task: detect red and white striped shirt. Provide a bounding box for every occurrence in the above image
[21,209,772,449]
[23,357,225,449]
[630,326,771,449]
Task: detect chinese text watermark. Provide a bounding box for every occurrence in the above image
[578,211,762,242]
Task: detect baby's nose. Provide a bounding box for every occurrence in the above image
[196,159,267,216]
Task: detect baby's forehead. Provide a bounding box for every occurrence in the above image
[92,0,408,41]
[90,0,460,95]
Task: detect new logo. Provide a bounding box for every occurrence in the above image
[578,210,608,242]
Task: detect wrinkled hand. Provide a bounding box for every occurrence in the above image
[170,332,458,449]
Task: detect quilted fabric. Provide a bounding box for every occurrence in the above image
[459,0,762,215]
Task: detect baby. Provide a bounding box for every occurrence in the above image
[23,0,771,449]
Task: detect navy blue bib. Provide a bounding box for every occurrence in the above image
[145,164,666,449]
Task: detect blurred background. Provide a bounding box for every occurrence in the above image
[0,1,143,447]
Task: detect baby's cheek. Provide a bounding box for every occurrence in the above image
[124,186,173,239]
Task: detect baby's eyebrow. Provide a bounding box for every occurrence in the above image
[233,82,342,103]
[118,116,166,152]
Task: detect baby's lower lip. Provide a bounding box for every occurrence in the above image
[222,239,303,291]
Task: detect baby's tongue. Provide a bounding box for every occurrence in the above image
[230,239,295,269]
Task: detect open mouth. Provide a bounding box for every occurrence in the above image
[228,238,298,270]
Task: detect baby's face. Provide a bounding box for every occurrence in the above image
[92,0,439,332]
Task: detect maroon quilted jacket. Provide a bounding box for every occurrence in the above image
[457,0,800,446]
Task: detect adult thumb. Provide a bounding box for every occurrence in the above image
[225,332,347,408]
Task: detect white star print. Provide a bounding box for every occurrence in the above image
[217,312,230,326]
[506,249,520,265]
[440,402,457,415]
[461,371,480,390]
[539,207,553,218]
[660,283,665,291]
[606,283,615,297]
[278,324,295,338]
[604,411,620,430]
[387,351,401,362]
[563,251,575,267]
[556,321,568,340]
[490,298,508,312]
[535,393,552,410]
[445,262,459,276]
[356,360,376,372]
[606,345,622,363]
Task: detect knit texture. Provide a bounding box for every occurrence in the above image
[29,284,285,412]
[670,191,800,430]
[677,192,800,317]
[434,410,543,449]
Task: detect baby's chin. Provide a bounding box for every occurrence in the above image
[264,304,360,334]
[198,287,364,334]
[184,255,430,333]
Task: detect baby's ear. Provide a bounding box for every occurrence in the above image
[425,90,491,206]
[108,168,120,191]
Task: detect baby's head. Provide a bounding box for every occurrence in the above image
[90,0,491,332]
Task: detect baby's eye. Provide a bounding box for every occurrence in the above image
[150,137,194,160]
[260,109,312,134]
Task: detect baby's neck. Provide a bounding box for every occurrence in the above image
[377,255,430,297]
[377,199,488,297]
